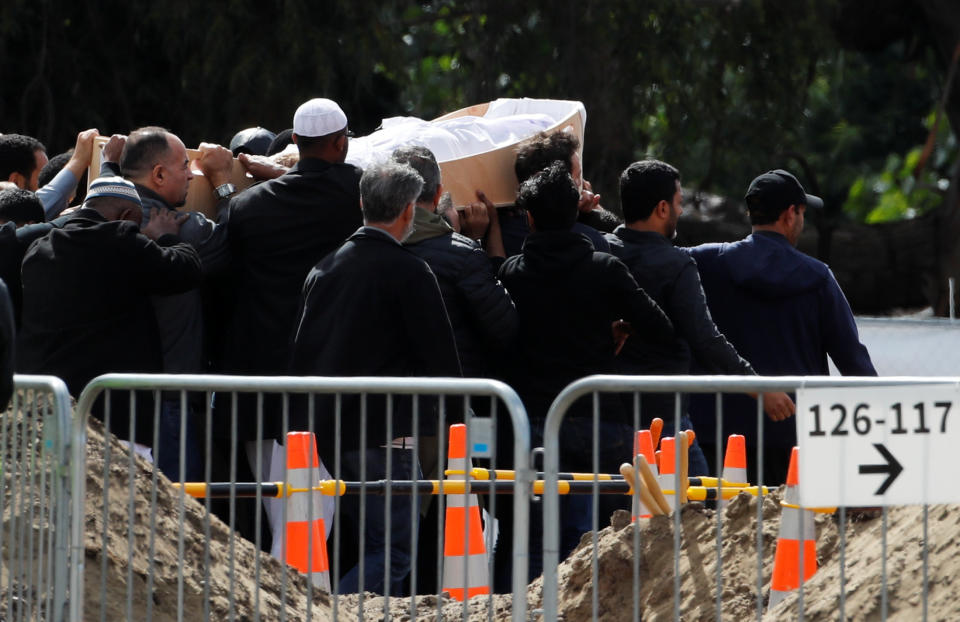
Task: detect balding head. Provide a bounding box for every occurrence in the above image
[120,127,193,207]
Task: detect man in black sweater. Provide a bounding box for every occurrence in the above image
[606,160,794,476]
[291,160,460,595]
[497,162,673,584]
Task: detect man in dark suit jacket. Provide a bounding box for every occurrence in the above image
[291,160,461,596]
[217,98,363,441]
[17,176,201,445]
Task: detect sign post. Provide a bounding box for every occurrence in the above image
[797,384,960,507]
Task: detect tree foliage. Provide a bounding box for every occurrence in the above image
[0,0,955,224]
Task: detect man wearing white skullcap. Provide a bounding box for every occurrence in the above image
[209,98,362,553]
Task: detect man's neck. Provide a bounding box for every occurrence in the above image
[416,201,436,213]
[363,222,403,243]
[625,219,665,237]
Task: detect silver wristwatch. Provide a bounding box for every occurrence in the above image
[214,182,237,199]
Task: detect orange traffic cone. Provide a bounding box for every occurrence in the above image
[284,431,330,591]
[657,437,677,512]
[720,434,748,510]
[441,424,490,601]
[632,430,657,520]
[768,447,817,611]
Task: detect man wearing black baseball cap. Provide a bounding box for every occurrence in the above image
[687,168,876,485]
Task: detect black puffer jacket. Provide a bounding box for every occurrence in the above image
[406,211,517,377]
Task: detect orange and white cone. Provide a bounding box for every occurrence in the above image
[768,447,817,611]
[720,434,748,510]
[632,430,657,520]
[657,437,677,512]
[284,431,330,591]
[441,424,490,601]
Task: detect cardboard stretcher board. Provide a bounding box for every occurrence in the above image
[87,136,254,220]
[430,98,586,208]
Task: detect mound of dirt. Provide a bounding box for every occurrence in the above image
[78,413,960,621]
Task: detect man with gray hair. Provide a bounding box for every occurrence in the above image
[290,160,461,595]
[395,145,516,378]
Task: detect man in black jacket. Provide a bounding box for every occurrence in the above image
[18,176,201,445]
[291,160,460,595]
[499,163,674,440]
[606,160,794,476]
[396,145,517,378]
[497,162,673,584]
[101,128,234,481]
[218,98,363,438]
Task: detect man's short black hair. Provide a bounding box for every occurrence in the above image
[619,160,681,223]
[0,134,45,181]
[514,131,580,183]
[0,188,44,225]
[120,127,171,178]
[516,161,579,231]
[38,150,73,189]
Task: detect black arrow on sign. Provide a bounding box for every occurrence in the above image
[858,443,903,495]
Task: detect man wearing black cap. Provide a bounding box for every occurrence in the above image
[688,169,876,484]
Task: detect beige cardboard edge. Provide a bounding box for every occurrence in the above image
[432,102,585,209]
[85,99,584,215]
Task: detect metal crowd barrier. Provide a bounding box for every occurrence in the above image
[72,374,532,622]
[0,375,73,622]
[540,374,959,622]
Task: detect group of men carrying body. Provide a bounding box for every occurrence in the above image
[0,95,875,594]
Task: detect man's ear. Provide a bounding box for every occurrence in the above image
[527,211,537,233]
[7,172,25,189]
[432,183,444,208]
[151,163,164,186]
[779,205,797,227]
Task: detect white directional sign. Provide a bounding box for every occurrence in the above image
[797,384,960,507]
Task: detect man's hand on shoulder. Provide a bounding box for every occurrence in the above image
[196,143,234,188]
[64,129,100,178]
[141,207,188,241]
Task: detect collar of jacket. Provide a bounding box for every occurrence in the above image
[131,183,172,209]
[750,230,791,246]
[351,225,403,246]
[520,229,595,272]
[613,225,671,246]
[404,206,454,245]
[288,157,340,174]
